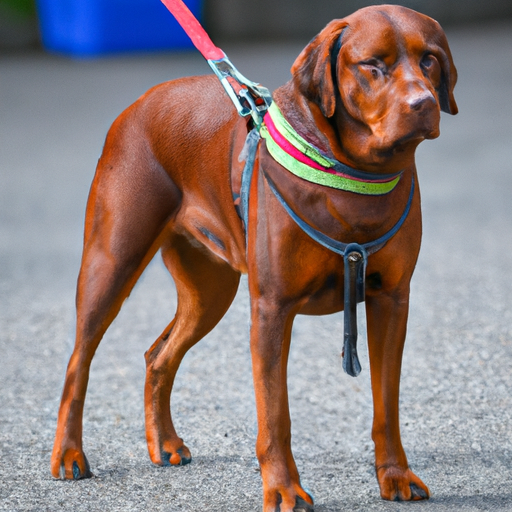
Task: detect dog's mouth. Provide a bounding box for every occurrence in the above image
[364,128,434,164]
[390,128,437,152]
[372,114,441,158]
[344,126,436,169]
[371,101,441,148]
[334,100,442,168]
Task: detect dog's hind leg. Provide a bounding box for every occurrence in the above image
[144,232,240,466]
[51,148,181,480]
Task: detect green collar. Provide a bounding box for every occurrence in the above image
[259,102,402,195]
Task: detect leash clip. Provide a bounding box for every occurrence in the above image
[208,55,272,126]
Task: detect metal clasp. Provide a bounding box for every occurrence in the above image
[208,55,272,127]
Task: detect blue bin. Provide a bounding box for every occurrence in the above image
[36,0,202,56]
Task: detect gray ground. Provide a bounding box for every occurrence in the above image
[1,20,512,512]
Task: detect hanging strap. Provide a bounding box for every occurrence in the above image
[238,128,261,231]
[342,244,367,376]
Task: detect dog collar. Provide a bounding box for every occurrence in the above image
[259,102,402,195]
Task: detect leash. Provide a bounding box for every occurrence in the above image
[161,0,414,377]
[160,0,271,126]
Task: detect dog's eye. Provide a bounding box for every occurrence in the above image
[420,53,441,86]
[360,59,386,79]
[420,53,438,70]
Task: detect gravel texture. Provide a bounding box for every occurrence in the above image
[1,21,512,512]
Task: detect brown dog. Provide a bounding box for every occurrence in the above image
[51,5,457,511]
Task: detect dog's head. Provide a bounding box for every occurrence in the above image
[291,5,457,167]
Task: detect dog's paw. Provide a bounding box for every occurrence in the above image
[161,446,192,466]
[151,439,192,466]
[147,435,193,467]
[376,466,429,501]
[265,489,314,512]
[292,496,315,512]
[51,449,93,480]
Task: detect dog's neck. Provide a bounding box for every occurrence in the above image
[273,82,417,174]
[273,85,337,157]
[259,101,402,195]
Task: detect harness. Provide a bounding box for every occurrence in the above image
[161,0,415,377]
[238,108,414,377]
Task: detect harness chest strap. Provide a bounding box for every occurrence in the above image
[264,171,415,377]
[238,103,415,377]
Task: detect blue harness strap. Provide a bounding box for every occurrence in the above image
[264,172,415,377]
[264,173,415,258]
[237,123,415,378]
[238,128,260,231]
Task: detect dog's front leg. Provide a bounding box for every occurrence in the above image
[249,299,314,512]
[365,289,429,501]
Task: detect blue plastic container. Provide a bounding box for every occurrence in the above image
[36,0,202,56]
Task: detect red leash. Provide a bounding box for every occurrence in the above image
[160,0,271,125]
[160,0,224,60]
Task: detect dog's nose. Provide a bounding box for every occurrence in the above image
[407,91,436,111]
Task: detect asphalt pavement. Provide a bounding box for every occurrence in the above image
[1,19,512,512]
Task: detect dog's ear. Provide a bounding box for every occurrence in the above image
[291,20,349,118]
[433,26,458,115]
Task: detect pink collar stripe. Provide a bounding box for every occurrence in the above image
[262,106,400,184]
[259,102,402,195]
[263,111,327,172]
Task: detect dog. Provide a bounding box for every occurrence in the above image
[51,5,457,511]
